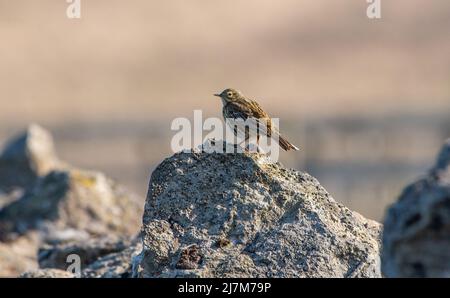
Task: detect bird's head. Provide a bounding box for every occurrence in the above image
[214,88,242,103]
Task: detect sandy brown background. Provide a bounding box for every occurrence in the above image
[1,1,449,220]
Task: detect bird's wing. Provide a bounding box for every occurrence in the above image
[224,99,275,137]
[247,99,268,118]
[248,99,273,136]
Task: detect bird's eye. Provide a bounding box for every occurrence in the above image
[227,92,233,98]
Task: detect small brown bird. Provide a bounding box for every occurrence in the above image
[214,88,299,151]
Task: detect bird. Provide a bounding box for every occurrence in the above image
[214,88,299,151]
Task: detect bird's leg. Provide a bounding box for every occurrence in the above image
[256,134,261,153]
[243,127,252,153]
[241,137,251,153]
[236,135,250,153]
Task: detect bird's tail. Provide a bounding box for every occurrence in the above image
[278,135,300,151]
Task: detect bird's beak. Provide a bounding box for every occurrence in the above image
[213,94,221,97]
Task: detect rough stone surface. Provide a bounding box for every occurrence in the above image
[20,268,75,278]
[382,139,450,278]
[0,124,60,193]
[134,141,382,278]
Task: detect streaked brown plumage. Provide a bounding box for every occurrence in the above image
[214,88,299,151]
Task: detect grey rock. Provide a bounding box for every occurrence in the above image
[82,239,142,278]
[18,235,142,278]
[0,124,60,193]
[382,139,450,278]
[38,236,133,271]
[135,140,382,278]
[0,168,143,242]
[20,268,75,278]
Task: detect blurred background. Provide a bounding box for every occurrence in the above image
[0,0,449,221]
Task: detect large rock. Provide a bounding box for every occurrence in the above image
[382,139,450,277]
[134,141,382,278]
[0,124,60,193]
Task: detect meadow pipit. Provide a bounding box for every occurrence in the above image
[214,88,299,151]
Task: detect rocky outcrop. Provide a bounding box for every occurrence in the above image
[134,141,382,278]
[0,125,143,277]
[382,139,450,278]
[1,126,388,278]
